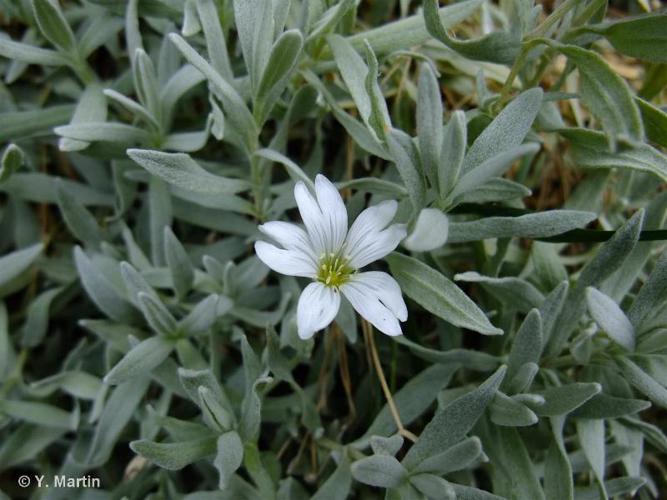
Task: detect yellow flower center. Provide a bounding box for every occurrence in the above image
[316,253,354,288]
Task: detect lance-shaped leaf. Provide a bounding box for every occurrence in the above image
[164,226,194,299]
[31,0,77,54]
[351,455,407,488]
[214,431,244,489]
[127,149,249,194]
[387,253,503,335]
[423,0,520,65]
[402,365,506,468]
[130,437,217,470]
[416,63,443,186]
[586,287,635,350]
[104,336,175,385]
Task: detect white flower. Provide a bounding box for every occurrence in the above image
[255,175,408,339]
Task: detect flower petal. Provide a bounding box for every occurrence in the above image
[294,182,327,255]
[344,200,406,268]
[403,208,449,252]
[346,224,407,269]
[255,241,317,278]
[315,174,348,253]
[258,221,317,263]
[297,282,341,339]
[341,278,403,336]
[353,271,408,321]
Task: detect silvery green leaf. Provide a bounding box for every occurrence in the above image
[59,83,108,152]
[546,210,643,357]
[214,431,244,489]
[617,357,667,409]
[239,375,272,442]
[402,365,506,468]
[133,48,161,124]
[56,180,104,249]
[254,30,303,125]
[492,427,545,500]
[328,34,373,132]
[416,63,443,186]
[1,143,25,182]
[357,363,458,444]
[86,377,150,465]
[29,370,102,400]
[447,210,596,243]
[403,208,448,252]
[451,483,505,500]
[532,383,601,417]
[0,423,66,469]
[168,33,258,150]
[54,122,151,145]
[572,393,651,419]
[587,14,667,64]
[336,178,407,198]
[178,367,232,413]
[637,97,667,148]
[127,149,248,195]
[489,391,538,427]
[345,0,483,57]
[301,70,389,160]
[163,226,194,299]
[104,89,159,130]
[558,44,643,146]
[410,474,456,499]
[412,436,483,475]
[456,177,531,205]
[138,292,178,337]
[130,437,217,470]
[0,104,74,141]
[628,249,667,331]
[351,454,407,488]
[370,434,404,457]
[0,302,10,381]
[196,0,233,80]
[449,143,539,202]
[255,148,315,191]
[0,37,68,65]
[574,477,646,500]
[198,386,234,431]
[312,455,352,500]
[423,0,519,65]
[307,0,356,42]
[576,419,607,496]
[21,287,63,348]
[31,0,77,54]
[363,40,391,141]
[78,15,124,58]
[585,287,635,350]
[562,128,667,181]
[0,400,76,430]
[233,0,274,91]
[182,0,201,36]
[454,272,545,313]
[388,253,503,336]
[540,281,568,348]
[104,336,175,385]
[506,362,539,395]
[386,129,426,210]
[0,243,42,295]
[0,173,113,206]
[180,294,224,335]
[544,417,574,500]
[463,87,543,173]
[531,241,567,292]
[505,309,543,384]
[120,261,160,307]
[438,110,467,196]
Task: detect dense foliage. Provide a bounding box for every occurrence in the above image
[1,0,667,498]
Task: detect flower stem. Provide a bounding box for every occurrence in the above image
[362,320,418,443]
